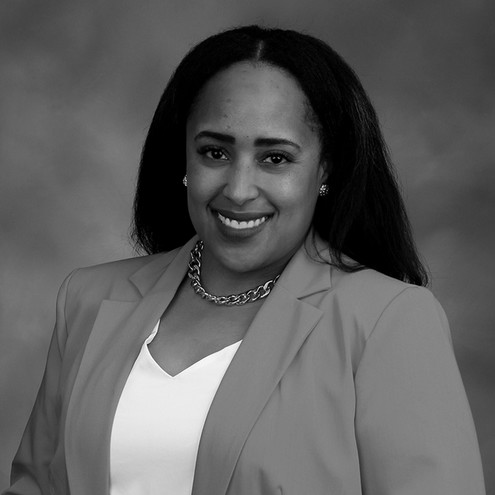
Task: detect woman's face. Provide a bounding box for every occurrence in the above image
[185,61,326,281]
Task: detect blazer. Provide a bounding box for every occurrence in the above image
[6,236,486,495]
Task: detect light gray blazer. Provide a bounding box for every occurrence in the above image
[6,237,486,495]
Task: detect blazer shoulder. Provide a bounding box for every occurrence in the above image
[330,266,436,339]
[332,265,418,298]
[66,248,180,304]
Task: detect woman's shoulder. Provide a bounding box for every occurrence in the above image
[64,247,181,304]
[309,236,435,312]
[329,265,442,337]
[305,237,438,328]
[331,265,422,299]
[74,250,174,278]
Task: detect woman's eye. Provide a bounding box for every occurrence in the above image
[200,147,228,161]
[262,153,290,166]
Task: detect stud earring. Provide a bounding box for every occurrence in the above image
[182,175,188,187]
[319,184,329,196]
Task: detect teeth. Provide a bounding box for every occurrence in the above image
[217,213,268,230]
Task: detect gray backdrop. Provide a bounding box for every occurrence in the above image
[1,0,493,492]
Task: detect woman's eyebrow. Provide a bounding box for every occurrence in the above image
[194,131,235,143]
[194,131,301,150]
[254,137,301,151]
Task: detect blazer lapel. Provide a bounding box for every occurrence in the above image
[64,239,196,495]
[192,238,332,495]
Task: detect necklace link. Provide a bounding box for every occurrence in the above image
[187,240,280,306]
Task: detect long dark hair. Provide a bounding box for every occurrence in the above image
[131,25,429,286]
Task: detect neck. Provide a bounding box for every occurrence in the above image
[196,244,294,298]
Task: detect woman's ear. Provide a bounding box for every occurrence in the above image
[318,160,329,185]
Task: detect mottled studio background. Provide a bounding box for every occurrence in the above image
[0,0,494,492]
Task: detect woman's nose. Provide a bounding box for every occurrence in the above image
[222,161,259,205]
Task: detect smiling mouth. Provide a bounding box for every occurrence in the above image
[216,212,270,230]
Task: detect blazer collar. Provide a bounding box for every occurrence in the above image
[128,236,198,297]
[276,233,332,298]
[129,233,332,301]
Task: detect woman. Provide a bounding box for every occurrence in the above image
[5,25,485,495]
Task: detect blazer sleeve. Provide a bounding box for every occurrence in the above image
[3,271,74,495]
[354,286,486,495]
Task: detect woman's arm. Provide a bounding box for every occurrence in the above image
[3,272,75,495]
[355,287,486,495]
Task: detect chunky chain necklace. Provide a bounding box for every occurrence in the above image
[187,240,281,306]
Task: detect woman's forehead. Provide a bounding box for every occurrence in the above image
[187,62,318,143]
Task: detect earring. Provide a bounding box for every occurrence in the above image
[319,184,329,196]
[182,175,188,187]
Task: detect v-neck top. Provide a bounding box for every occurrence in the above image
[109,321,242,495]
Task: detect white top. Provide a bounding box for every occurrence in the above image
[110,321,242,495]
